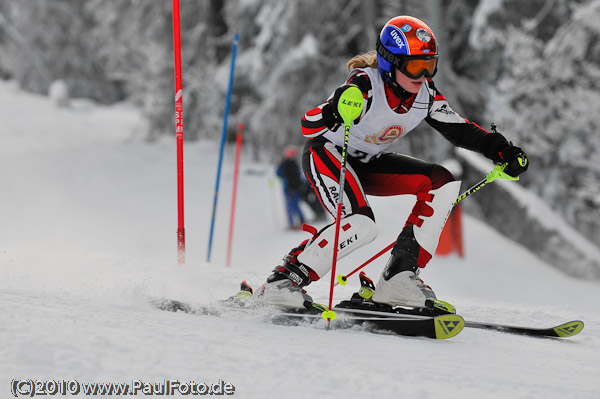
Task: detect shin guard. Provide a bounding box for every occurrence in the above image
[413,180,462,257]
[297,213,378,278]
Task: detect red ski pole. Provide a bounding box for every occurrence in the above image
[322,86,364,325]
[335,242,395,286]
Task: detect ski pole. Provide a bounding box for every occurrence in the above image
[322,86,364,325]
[336,162,516,286]
[453,162,517,206]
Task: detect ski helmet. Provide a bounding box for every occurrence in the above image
[376,16,438,83]
[284,145,298,159]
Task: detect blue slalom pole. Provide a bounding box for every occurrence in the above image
[207,33,238,263]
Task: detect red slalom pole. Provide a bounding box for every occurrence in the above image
[335,242,395,286]
[226,124,244,268]
[172,0,185,266]
[322,86,364,326]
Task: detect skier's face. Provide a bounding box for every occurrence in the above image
[395,69,426,94]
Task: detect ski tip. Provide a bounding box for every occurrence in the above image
[434,314,465,339]
[552,320,584,338]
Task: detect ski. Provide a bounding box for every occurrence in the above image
[335,272,585,338]
[464,320,584,338]
[151,298,215,315]
[150,297,464,340]
[334,306,584,338]
[274,307,464,339]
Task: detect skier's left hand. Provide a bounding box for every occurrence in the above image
[499,145,529,177]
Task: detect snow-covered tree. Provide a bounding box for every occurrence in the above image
[476,0,600,245]
[0,0,123,102]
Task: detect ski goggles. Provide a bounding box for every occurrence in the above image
[397,56,438,79]
[377,37,439,79]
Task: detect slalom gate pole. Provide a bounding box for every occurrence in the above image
[226,124,244,268]
[172,0,185,266]
[207,33,239,263]
[322,86,364,325]
[335,163,513,285]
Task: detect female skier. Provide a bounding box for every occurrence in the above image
[256,16,528,309]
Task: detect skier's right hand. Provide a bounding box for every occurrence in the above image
[323,84,362,131]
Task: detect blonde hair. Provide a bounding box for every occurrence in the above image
[347,51,378,72]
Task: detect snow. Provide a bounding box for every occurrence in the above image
[1,80,599,398]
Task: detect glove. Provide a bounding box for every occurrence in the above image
[498,145,529,177]
[482,127,529,178]
[321,103,342,132]
[322,84,361,131]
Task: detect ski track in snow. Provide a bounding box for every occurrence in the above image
[1,81,599,398]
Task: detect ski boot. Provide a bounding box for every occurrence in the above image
[336,271,455,317]
[255,242,319,310]
[372,252,436,306]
